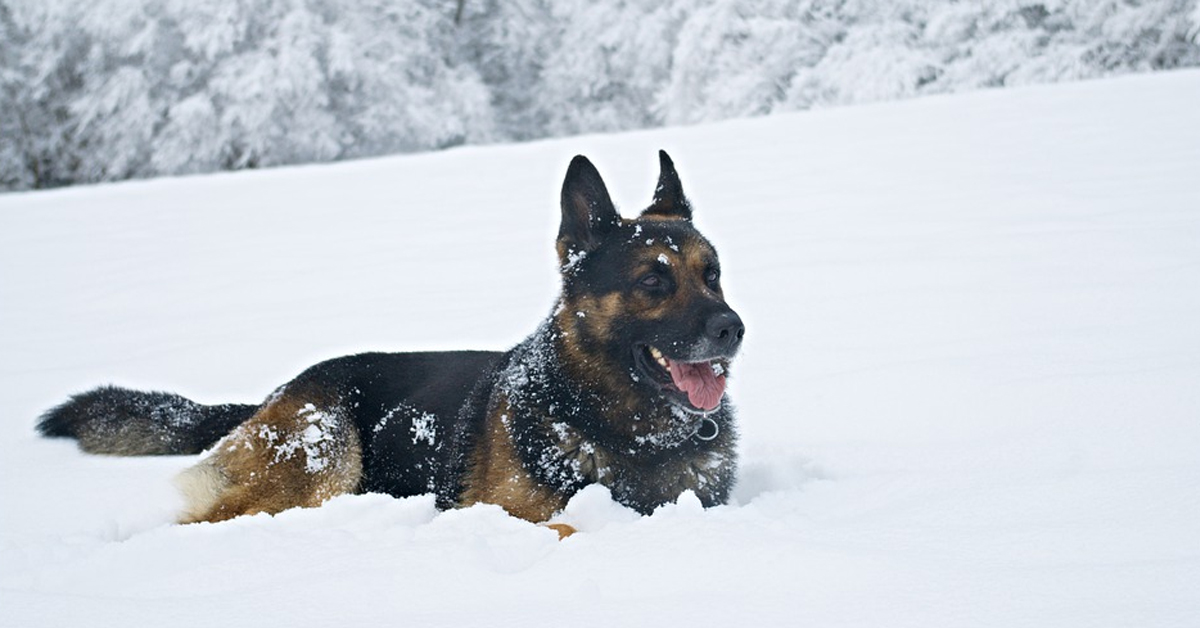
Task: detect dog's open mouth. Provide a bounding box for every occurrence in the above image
[635,344,729,412]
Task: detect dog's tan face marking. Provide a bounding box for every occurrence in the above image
[624,228,721,323]
[562,292,623,339]
[554,292,640,413]
[567,225,721,331]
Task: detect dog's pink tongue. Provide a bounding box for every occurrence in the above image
[668,359,726,411]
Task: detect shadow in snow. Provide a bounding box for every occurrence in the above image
[731,450,830,505]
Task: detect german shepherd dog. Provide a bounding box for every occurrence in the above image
[38,152,744,533]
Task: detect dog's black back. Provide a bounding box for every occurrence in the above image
[284,351,502,499]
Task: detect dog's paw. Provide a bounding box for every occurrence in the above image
[545,523,577,540]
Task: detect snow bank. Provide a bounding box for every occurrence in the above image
[2,70,1199,626]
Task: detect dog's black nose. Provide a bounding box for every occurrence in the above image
[706,311,745,351]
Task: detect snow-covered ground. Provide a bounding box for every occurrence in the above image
[2,70,1199,627]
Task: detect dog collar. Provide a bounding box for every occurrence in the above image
[694,417,719,441]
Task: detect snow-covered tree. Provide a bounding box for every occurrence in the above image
[666,0,844,124]
[324,0,495,157]
[457,0,554,141]
[1,0,494,188]
[533,0,687,135]
[2,0,1198,191]
[0,2,30,189]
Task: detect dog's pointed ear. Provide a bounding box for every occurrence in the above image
[558,155,620,266]
[642,150,692,221]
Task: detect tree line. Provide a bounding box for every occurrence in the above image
[2,0,1197,191]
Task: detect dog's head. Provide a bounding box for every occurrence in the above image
[553,151,744,416]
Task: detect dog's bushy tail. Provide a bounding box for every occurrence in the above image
[37,386,258,455]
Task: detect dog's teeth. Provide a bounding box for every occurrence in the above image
[647,346,670,370]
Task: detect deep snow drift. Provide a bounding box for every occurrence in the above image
[2,71,1199,627]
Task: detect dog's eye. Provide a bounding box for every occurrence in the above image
[705,268,720,285]
[639,273,664,289]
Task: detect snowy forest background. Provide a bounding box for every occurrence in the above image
[2,0,1199,192]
